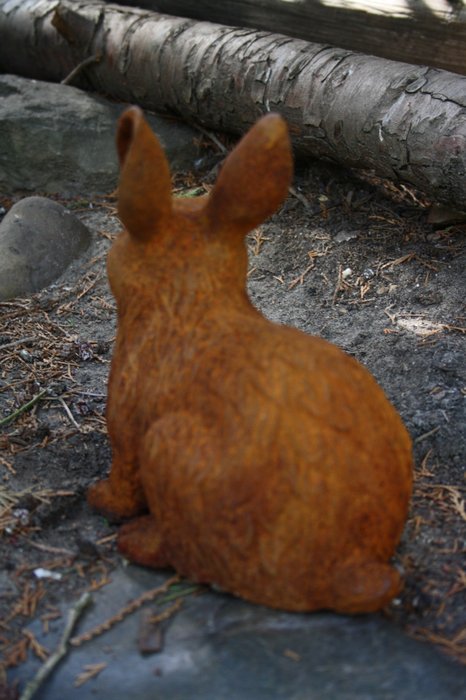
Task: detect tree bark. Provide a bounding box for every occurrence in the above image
[112,0,466,77]
[0,0,465,208]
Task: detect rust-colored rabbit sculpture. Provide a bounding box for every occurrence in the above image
[88,107,413,613]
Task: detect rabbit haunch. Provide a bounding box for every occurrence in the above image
[88,107,413,614]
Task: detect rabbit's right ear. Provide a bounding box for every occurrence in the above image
[116,107,172,242]
[206,114,292,236]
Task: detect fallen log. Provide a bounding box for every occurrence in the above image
[0,0,465,208]
[113,0,466,77]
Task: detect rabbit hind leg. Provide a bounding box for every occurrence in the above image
[329,560,402,614]
[117,514,170,568]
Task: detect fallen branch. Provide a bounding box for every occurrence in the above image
[19,591,92,700]
[61,51,102,86]
[0,389,48,428]
[0,336,36,352]
[0,1,465,208]
[115,0,466,76]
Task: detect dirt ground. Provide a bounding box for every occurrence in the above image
[0,147,465,691]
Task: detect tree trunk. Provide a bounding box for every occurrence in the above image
[0,0,465,208]
[112,0,466,77]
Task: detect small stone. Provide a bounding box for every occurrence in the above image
[335,230,359,243]
[362,267,375,280]
[377,285,389,295]
[0,196,91,300]
[19,349,33,362]
[33,568,62,581]
[432,350,466,378]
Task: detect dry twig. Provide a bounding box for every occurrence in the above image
[0,389,48,428]
[411,626,466,665]
[70,575,182,647]
[19,592,92,700]
[61,53,102,86]
[0,337,36,352]
[74,661,107,688]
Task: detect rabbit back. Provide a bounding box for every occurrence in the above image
[112,313,412,611]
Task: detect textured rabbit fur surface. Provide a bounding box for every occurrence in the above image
[88,107,413,614]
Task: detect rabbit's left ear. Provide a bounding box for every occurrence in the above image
[116,107,172,242]
[206,114,292,235]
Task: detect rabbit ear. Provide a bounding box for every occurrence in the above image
[116,107,172,242]
[206,114,292,235]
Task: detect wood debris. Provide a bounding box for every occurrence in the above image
[70,575,183,647]
[74,661,107,688]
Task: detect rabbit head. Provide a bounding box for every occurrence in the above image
[108,107,292,310]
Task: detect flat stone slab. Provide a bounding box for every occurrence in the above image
[0,196,91,300]
[10,566,466,699]
[0,74,200,195]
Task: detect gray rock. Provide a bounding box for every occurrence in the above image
[0,196,91,300]
[432,349,466,379]
[9,566,466,700]
[0,74,200,196]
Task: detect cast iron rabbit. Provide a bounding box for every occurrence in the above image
[88,107,413,613]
